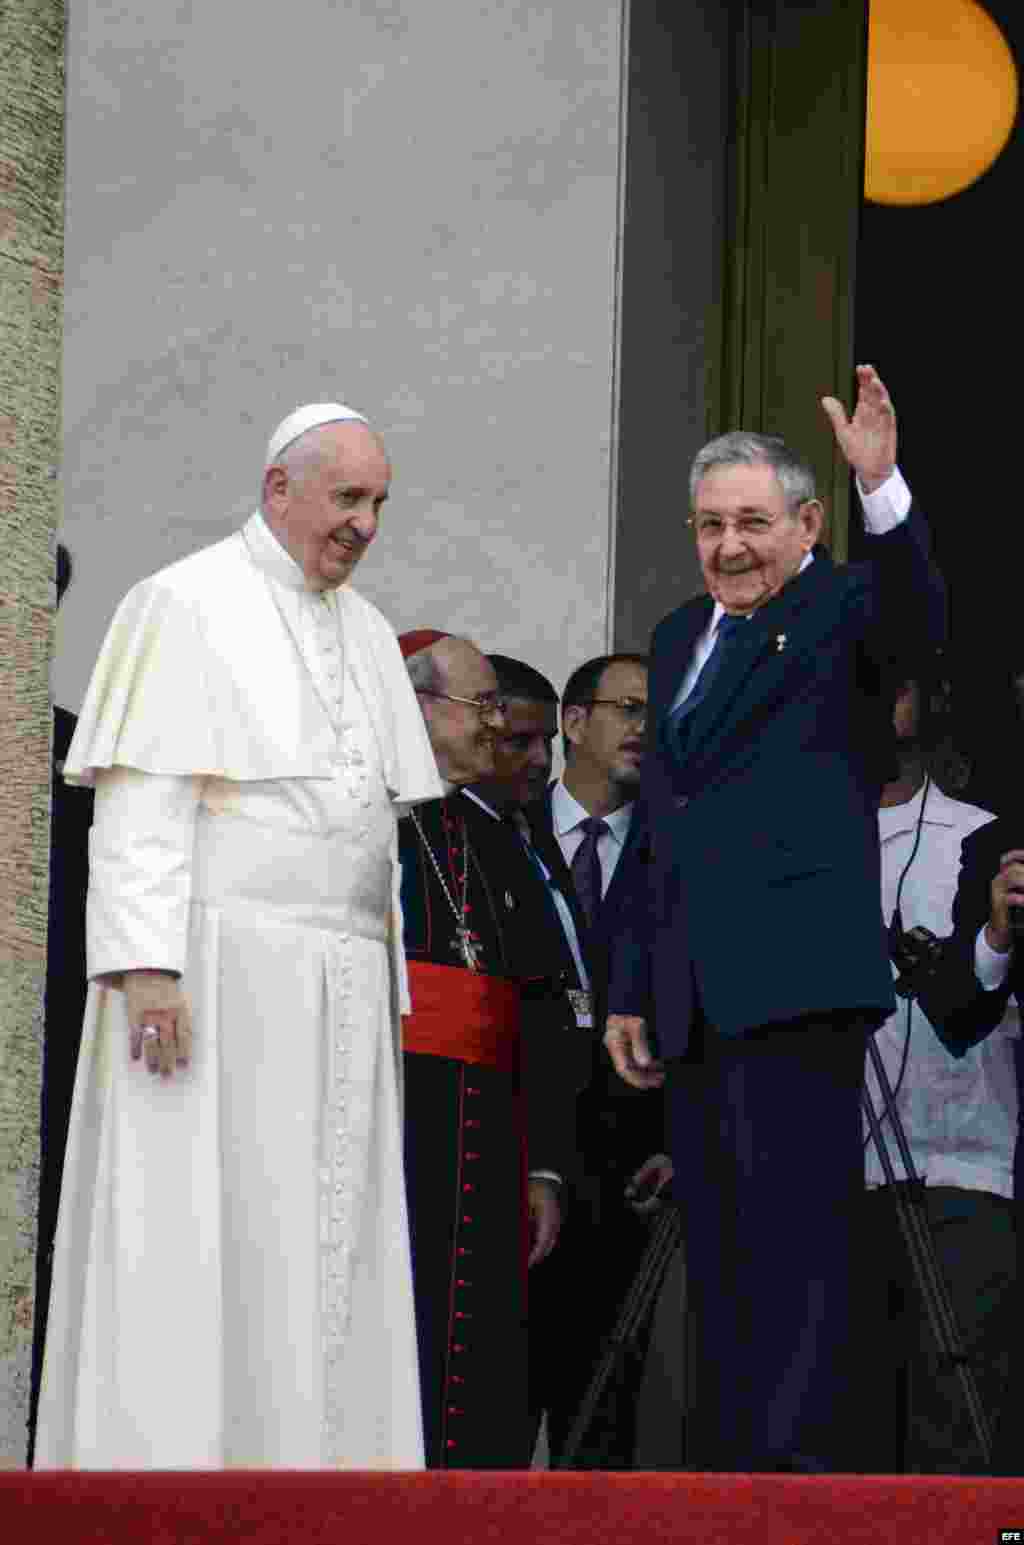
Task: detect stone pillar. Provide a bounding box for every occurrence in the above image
[0,0,64,1467]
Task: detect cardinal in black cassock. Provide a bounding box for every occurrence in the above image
[398,631,582,1469]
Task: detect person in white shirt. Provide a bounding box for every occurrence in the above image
[35,403,442,1471]
[858,672,1017,1473]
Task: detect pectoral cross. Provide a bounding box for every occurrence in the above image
[454,925,483,972]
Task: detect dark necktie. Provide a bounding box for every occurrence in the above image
[570,816,609,929]
[666,612,746,757]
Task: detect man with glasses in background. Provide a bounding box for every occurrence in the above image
[525,654,674,1466]
[398,630,576,1469]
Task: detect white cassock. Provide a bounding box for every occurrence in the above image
[35,512,442,1470]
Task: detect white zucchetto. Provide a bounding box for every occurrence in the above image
[265,402,369,468]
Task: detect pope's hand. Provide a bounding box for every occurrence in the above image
[603,1015,665,1090]
[820,363,897,494]
[124,970,192,1078]
[527,1179,562,1268]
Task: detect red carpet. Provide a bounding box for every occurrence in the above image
[4,1471,1024,1544]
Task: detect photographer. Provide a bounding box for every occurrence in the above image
[857,672,1018,1474]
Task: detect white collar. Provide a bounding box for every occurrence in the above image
[878,780,961,839]
[243,510,336,601]
[553,779,633,844]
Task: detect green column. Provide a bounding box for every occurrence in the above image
[710,0,868,559]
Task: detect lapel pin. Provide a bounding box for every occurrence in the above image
[504,890,515,910]
[775,633,787,653]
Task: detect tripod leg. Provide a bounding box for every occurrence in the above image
[555,1209,683,1469]
[863,1040,994,1466]
[904,1188,1014,1473]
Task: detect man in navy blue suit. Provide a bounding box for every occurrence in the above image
[524,653,673,1465]
[604,367,947,1472]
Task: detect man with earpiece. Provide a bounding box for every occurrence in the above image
[855,667,1017,1475]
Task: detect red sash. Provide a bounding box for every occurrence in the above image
[403,961,521,1074]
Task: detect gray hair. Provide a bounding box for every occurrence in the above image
[689,432,817,513]
[259,428,326,516]
[405,634,482,698]
[405,648,442,695]
[276,428,328,489]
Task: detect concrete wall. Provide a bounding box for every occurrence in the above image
[54,0,627,709]
[0,0,64,1468]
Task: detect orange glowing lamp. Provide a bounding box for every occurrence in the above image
[865,0,1018,205]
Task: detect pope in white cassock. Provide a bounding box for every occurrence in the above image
[35,403,443,1469]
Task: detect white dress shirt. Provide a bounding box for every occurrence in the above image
[670,466,913,713]
[865,782,1019,1199]
[551,780,635,898]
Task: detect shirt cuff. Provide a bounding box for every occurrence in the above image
[857,466,911,533]
[975,925,1012,990]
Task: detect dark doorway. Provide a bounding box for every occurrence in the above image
[854,0,1023,815]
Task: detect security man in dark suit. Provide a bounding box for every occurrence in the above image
[524,653,673,1466]
[604,367,947,1472]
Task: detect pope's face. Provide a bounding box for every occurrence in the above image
[692,461,821,615]
[419,640,506,785]
[263,423,391,590]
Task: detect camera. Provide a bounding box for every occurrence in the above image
[889,918,945,1000]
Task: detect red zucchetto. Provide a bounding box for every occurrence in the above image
[398,629,451,660]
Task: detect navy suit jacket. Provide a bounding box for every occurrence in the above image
[526,782,650,1036]
[607,505,946,1057]
[527,786,662,1181]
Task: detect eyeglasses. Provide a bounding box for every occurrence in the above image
[577,697,648,725]
[416,689,507,720]
[687,513,780,542]
[687,504,818,542]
